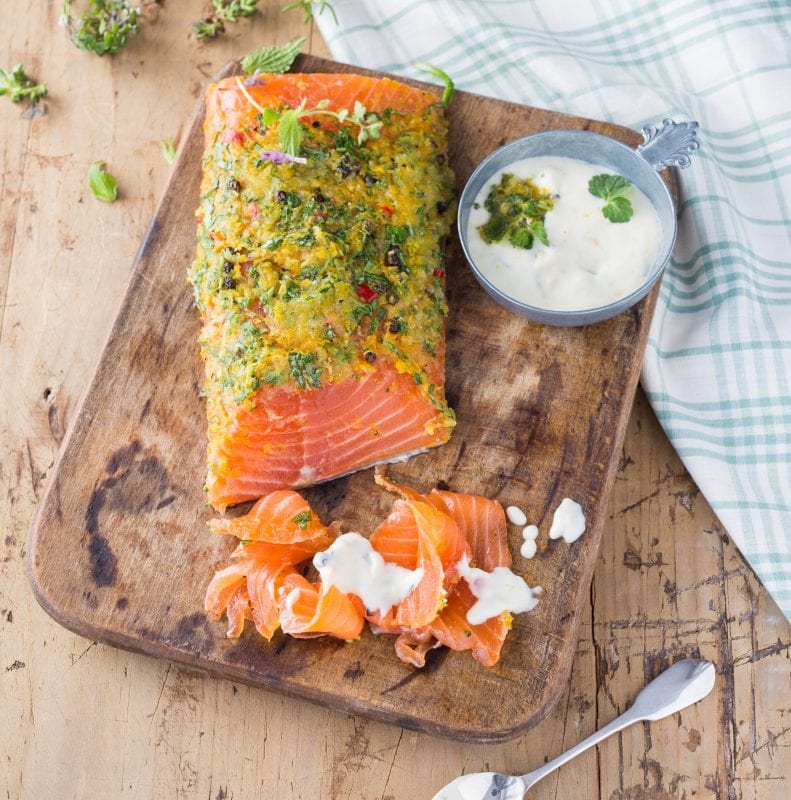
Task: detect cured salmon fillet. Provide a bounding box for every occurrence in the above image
[190,72,457,510]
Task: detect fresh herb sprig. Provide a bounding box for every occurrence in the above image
[60,0,141,56]
[588,174,634,223]
[194,0,260,39]
[414,62,455,107]
[281,0,337,24]
[88,161,119,202]
[0,65,47,105]
[237,91,385,157]
[241,36,306,74]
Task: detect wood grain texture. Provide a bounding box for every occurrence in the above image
[28,53,662,742]
[2,3,789,798]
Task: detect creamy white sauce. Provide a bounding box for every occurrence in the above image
[549,498,586,543]
[456,555,541,625]
[312,533,424,615]
[520,524,539,559]
[505,505,528,526]
[433,773,526,800]
[467,156,661,311]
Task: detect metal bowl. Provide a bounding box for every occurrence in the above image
[457,120,699,326]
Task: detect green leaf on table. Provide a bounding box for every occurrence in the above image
[161,137,176,165]
[88,161,118,202]
[242,36,306,74]
[588,173,634,223]
[0,64,47,104]
[414,62,455,107]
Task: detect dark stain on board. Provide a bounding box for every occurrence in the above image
[343,661,365,681]
[164,613,213,658]
[84,440,175,587]
[381,647,449,694]
[302,476,351,520]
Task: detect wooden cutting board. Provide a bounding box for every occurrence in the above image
[28,54,670,743]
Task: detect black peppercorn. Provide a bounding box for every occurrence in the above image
[312,120,321,128]
[275,190,287,202]
[363,174,377,186]
[227,179,241,192]
[222,275,236,289]
[364,351,377,363]
[388,319,401,334]
[313,191,326,203]
[223,261,234,273]
[436,201,449,214]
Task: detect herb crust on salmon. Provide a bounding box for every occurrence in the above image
[189,72,457,509]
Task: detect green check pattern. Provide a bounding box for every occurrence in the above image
[315,0,791,619]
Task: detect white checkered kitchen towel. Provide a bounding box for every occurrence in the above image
[314,0,791,619]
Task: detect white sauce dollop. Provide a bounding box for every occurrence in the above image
[312,533,423,615]
[456,554,541,625]
[505,505,528,526]
[467,156,661,311]
[520,524,539,559]
[549,498,586,544]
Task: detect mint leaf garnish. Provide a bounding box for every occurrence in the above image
[88,161,118,202]
[242,36,306,75]
[588,173,634,223]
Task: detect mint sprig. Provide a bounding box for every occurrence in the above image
[588,173,634,223]
[242,36,306,74]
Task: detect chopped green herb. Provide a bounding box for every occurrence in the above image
[478,173,554,250]
[242,36,306,74]
[88,161,118,202]
[464,629,472,638]
[288,351,322,388]
[588,173,634,223]
[291,510,312,530]
[414,62,455,107]
[0,64,47,105]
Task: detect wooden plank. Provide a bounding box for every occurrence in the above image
[28,53,662,742]
[1,2,789,797]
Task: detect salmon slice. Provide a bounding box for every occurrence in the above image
[278,573,365,640]
[193,72,456,511]
[374,473,513,666]
[209,490,336,564]
[366,497,458,630]
[427,583,512,668]
[204,492,336,639]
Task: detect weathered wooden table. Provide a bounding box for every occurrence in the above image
[2,4,789,798]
